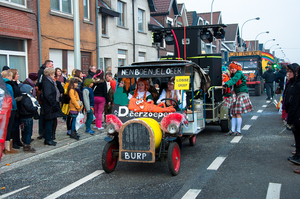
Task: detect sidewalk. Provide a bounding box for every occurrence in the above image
[0,118,107,167]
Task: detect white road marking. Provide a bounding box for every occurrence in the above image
[44,170,104,199]
[266,182,281,199]
[257,110,263,113]
[0,186,30,199]
[207,157,226,170]
[266,100,271,103]
[231,136,243,143]
[262,105,267,107]
[182,189,201,199]
[242,125,251,130]
[251,116,258,120]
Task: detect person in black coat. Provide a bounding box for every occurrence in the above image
[17,84,40,152]
[262,66,275,100]
[86,66,96,79]
[284,64,300,166]
[37,60,53,140]
[273,65,287,92]
[42,68,64,146]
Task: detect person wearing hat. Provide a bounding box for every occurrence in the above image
[222,70,233,108]
[2,66,10,71]
[262,65,275,100]
[23,73,39,97]
[284,63,300,166]
[246,59,257,68]
[223,61,253,136]
[157,77,187,109]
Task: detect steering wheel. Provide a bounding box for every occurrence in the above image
[159,98,179,110]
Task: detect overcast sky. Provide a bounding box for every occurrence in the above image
[178,0,300,64]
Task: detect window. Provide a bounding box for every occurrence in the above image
[83,0,89,19]
[0,37,27,81]
[51,0,72,14]
[117,1,125,27]
[4,0,26,7]
[102,16,107,36]
[138,9,144,32]
[118,49,126,66]
[138,52,145,62]
[104,58,111,71]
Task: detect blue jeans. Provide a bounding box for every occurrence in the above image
[44,119,54,142]
[20,118,33,145]
[86,111,93,130]
[70,114,78,131]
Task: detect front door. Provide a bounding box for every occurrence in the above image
[81,52,91,76]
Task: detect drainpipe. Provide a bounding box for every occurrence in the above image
[96,0,100,69]
[37,0,42,66]
[74,0,81,69]
[132,0,135,62]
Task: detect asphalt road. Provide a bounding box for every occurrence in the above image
[0,93,299,199]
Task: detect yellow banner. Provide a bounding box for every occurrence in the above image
[229,51,261,57]
[175,76,190,90]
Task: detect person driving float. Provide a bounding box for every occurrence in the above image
[156,77,186,109]
[128,78,153,102]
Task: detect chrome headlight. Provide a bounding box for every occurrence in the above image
[167,123,178,134]
[106,123,116,134]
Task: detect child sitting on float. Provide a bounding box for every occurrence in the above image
[128,78,153,102]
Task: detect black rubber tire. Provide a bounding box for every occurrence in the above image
[168,142,181,176]
[102,141,118,173]
[255,84,261,96]
[189,135,196,146]
[221,119,230,132]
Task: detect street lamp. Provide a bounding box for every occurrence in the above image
[269,44,279,51]
[264,39,275,49]
[210,0,215,53]
[240,17,260,51]
[272,47,281,55]
[255,31,269,51]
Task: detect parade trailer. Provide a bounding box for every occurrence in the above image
[228,51,274,96]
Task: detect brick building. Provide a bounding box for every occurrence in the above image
[40,0,97,75]
[0,1,39,81]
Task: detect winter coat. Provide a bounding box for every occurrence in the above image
[262,69,275,83]
[42,77,64,120]
[86,70,95,79]
[287,78,300,125]
[69,89,83,112]
[37,65,46,90]
[224,70,248,94]
[83,87,95,112]
[273,69,287,90]
[283,63,299,113]
[15,84,40,119]
[3,78,17,110]
[93,79,109,103]
[5,80,21,98]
